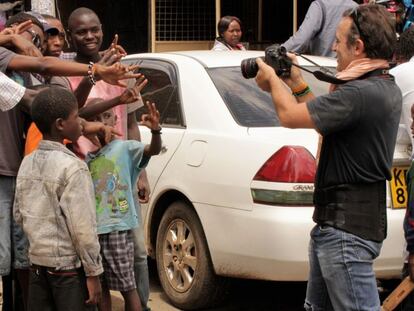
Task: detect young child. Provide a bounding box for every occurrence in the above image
[86,101,161,311]
[13,87,103,311]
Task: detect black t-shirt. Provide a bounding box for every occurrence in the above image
[307,75,402,189]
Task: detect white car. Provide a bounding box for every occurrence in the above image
[122,51,408,310]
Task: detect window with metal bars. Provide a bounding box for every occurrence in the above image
[156,0,216,41]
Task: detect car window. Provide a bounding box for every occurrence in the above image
[123,59,184,127]
[207,66,332,127]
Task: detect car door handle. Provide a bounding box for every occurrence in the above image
[160,145,168,154]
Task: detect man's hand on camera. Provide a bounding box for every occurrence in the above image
[282,53,306,90]
[255,58,278,92]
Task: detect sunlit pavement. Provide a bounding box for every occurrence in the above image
[112,276,180,311]
[112,259,402,311]
[0,264,401,311]
[113,258,308,311]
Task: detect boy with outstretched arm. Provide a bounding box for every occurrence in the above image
[13,87,104,311]
[86,100,161,311]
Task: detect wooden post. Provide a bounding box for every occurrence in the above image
[293,0,298,34]
[215,0,221,37]
[258,0,263,42]
[151,0,156,52]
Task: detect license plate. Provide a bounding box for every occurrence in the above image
[390,166,409,209]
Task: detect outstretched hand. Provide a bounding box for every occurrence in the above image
[110,34,127,57]
[255,54,305,92]
[137,171,151,203]
[98,34,127,67]
[82,120,121,146]
[139,101,160,130]
[0,20,33,35]
[281,52,306,89]
[12,34,43,57]
[95,62,141,87]
[119,75,148,104]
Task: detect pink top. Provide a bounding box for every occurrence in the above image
[68,77,127,158]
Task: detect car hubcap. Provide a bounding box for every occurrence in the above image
[162,219,197,292]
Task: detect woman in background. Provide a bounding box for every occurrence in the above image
[212,15,246,51]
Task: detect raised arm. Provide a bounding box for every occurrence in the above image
[282,1,323,53]
[0,33,43,57]
[74,35,127,107]
[255,57,315,129]
[79,76,147,118]
[140,101,162,156]
[6,53,140,86]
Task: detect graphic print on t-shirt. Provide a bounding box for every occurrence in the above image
[89,155,130,218]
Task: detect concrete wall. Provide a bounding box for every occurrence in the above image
[154,41,213,52]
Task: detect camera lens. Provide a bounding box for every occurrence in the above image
[241,57,259,79]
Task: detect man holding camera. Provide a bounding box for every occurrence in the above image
[256,4,401,310]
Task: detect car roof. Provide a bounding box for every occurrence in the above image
[123,50,338,69]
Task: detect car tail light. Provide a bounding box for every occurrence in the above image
[251,146,316,206]
[254,146,316,183]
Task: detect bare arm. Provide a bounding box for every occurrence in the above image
[79,76,147,119]
[282,2,323,53]
[144,130,162,156]
[127,111,141,141]
[129,103,150,202]
[140,102,162,156]
[8,53,93,76]
[255,58,315,129]
[0,34,43,57]
[126,77,149,141]
[79,96,121,118]
[74,41,125,107]
[7,54,140,86]
[73,78,94,108]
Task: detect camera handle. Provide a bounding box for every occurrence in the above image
[290,52,347,85]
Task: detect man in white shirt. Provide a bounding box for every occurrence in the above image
[391,26,414,154]
[0,71,25,111]
[391,26,414,311]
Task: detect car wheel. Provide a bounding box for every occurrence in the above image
[156,200,228,310]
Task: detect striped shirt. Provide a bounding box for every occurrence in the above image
[0,71,25,111]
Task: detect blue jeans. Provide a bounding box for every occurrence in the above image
[0,176,15,275]
[133,224,150,310]
[132,198,150,310]
[0,176,30,276]
[304,225,382,311]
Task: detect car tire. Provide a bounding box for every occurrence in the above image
[156,200,228,310]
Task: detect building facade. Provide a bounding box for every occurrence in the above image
[29,0,313,53]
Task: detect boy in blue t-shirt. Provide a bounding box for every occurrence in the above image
[86,101,161,311]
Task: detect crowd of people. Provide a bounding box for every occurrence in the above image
[0,7,159,311]
[2,1,414,311]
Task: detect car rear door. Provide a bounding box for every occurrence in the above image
[123,58,186,213]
